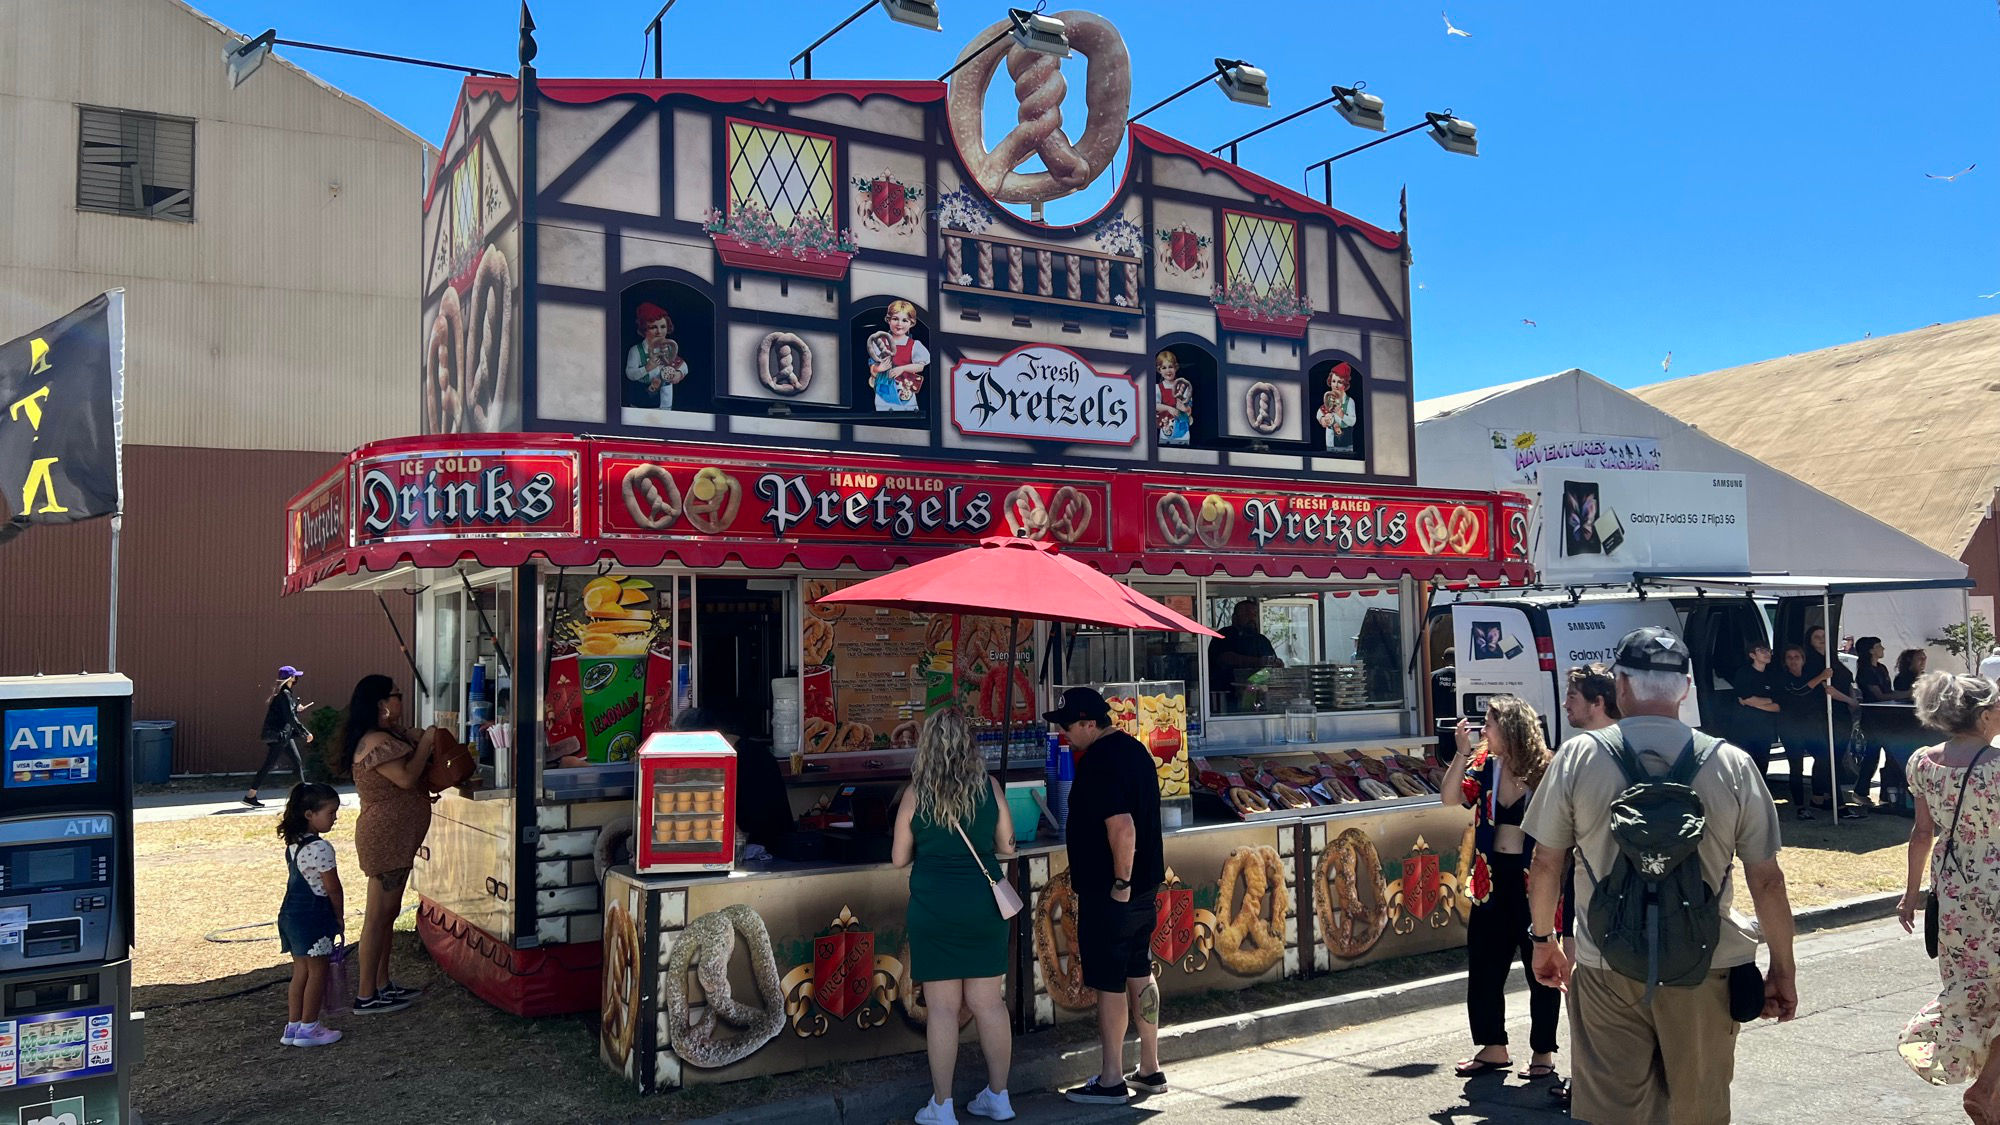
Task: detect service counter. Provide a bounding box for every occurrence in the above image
[597,792,1475,1093]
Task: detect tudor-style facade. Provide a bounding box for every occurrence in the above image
[419,76,1416,484]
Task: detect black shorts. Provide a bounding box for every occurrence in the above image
[1078,893,1156,993]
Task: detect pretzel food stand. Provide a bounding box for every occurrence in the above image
[280,9,1532,1092]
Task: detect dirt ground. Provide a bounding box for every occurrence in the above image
[132,803,1914,1123]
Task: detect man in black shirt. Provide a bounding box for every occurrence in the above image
[1731,642,1782,777]
[1209,600,1281,711]
[1046,687,1167,1106]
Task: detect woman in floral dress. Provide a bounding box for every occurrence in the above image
[1898,671,2000,1123]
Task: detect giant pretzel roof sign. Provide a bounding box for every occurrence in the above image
[945,10,1133,205]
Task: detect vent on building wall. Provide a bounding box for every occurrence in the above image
[76,105,195,222]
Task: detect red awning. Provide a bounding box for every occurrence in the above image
[283,435,1533,594]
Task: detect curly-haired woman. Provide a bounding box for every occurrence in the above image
[893,707,1018,1124]
[1443,695,1560,1084]
[1898,672,2000,1122]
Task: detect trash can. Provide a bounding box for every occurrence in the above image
[132,719,176,785]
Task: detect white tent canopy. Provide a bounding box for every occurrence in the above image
[1416,369,1974,660]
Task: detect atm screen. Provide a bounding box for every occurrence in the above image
[19,845,88,888]
[3,706,100,789]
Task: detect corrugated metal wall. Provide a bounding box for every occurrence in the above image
[0,445,411,774]
[0,0,427,453]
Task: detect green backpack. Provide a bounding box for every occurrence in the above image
[1577,727,1724,1002]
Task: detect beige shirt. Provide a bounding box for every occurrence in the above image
[1522,715,1782,970]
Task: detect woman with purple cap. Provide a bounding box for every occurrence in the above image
[244,666,314,808]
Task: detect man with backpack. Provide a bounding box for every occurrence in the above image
[1523,626,1798,1124]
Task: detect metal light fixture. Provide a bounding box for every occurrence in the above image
[223,26,505,89]
[226,30,275,88]
[881,0,941,30]
[1008,7,1071,56]
[792,0,943,79]
[1215,58,1269,107]
[1427,111,1478,157]
[1331,83,1386,132]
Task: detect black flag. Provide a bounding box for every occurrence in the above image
[0,290,125,544]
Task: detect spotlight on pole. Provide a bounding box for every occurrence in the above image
[1331,83,1386,132]
[1215,58,1269,107]
[1426,111,1478,157]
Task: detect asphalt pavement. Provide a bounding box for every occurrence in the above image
[978,918,1965,1125]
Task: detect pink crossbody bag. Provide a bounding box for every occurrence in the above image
[954,822,1023,919]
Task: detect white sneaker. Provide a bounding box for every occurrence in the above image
[914,1096,957,1124]
[967,1087,1016,1120]
[280,1021,301,1046]
[291,1023,343,1047]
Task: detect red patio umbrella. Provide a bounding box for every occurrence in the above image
[814,536,1220,774]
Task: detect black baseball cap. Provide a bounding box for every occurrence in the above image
[1614,626,1691,674]
[1044,687,1112,727]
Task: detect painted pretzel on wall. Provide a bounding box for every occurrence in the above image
[945,11,1132,204]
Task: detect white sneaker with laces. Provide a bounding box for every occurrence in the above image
[966,1087,1015,1120]
[914,1096,957,1124]
[291,1023,343,1047]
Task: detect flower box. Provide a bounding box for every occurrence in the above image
[710,233,856,281]
[1214,304,1311,338]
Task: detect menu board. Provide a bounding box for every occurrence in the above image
[801,579,1038,755]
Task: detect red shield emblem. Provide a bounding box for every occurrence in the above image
[812,928,875,1020]
[1151,887,1194,963]
[1168,229,1201,271]
[1402,854,1441,921]
[868,180,907,228]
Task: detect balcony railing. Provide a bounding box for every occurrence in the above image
[940,228,1142,316]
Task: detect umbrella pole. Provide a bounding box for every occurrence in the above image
[1000,614,1021,779]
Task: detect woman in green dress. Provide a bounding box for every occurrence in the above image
[892,707,1019,1124]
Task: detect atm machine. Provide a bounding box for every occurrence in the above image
[0,675,140,1125]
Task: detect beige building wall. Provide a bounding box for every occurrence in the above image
[0,0,431,452]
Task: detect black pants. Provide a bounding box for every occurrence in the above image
[250,737,304,792]
[1465,852,1560,1054]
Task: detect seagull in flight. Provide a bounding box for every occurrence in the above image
[1521,318,1536,328]
[1662,351,1673,373]
[1926,164,1976,182]
[1980,290,2000,299]
[1442,11,1472,37]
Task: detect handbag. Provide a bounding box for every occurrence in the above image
[422,726,477,794]
[953,821,1023,920]
[322,939,352,1016]
[1925,745,1988,960]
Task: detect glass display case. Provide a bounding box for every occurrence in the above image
[635,731,737,875]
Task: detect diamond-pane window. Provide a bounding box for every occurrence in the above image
[1222,212,1298,297]
[727,120,836,229]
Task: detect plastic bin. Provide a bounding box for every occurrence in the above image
[132,719,176,784]
[1004,781,1045,846]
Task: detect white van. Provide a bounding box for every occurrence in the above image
[1422,589,1831,746]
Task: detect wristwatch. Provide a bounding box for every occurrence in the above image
[1112,877,1132,891]
[1526,926,1555,944]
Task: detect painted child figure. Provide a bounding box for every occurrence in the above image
[1315,362,1359,454]
[624,302,689,410]
[869,300,929,412]
[1155,349,1192,446]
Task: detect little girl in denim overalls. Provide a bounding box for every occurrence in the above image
[276,783,345,1047]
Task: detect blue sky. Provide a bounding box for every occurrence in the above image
[198,0,2000,400]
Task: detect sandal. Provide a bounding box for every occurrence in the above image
[1454,1057,1511,1077]
[1518,1063,1559,1080]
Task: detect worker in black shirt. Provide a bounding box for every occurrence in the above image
[1732,641,1782,777]
[1047,688,1168,1107]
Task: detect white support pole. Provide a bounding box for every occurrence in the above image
[1965,587,1977,675]
[1823,592,1839,827]
[106,513,122,672]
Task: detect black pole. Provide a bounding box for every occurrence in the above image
[1303,118,1431,179]
[263,37,506,77]
[1127,64,1226,125]
[999,614,1021,778]
[376,592,429,697]
[645,0,678,79]
[937,26,1013,82]
[653,25,662,79]
[1208,91,1340,160]
[792,0,877,80]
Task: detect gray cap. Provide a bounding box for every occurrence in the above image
[1614,626,1690,674]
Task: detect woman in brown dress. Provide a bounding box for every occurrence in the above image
[338,674,434,1015]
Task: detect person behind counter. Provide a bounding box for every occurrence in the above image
[338,674,433,1016]
[671,707,794,854]
[1443,696,1560,1084]
[891,707,1016,1125]
[1209,600,1282,711]
[1046,688,1169,1107]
